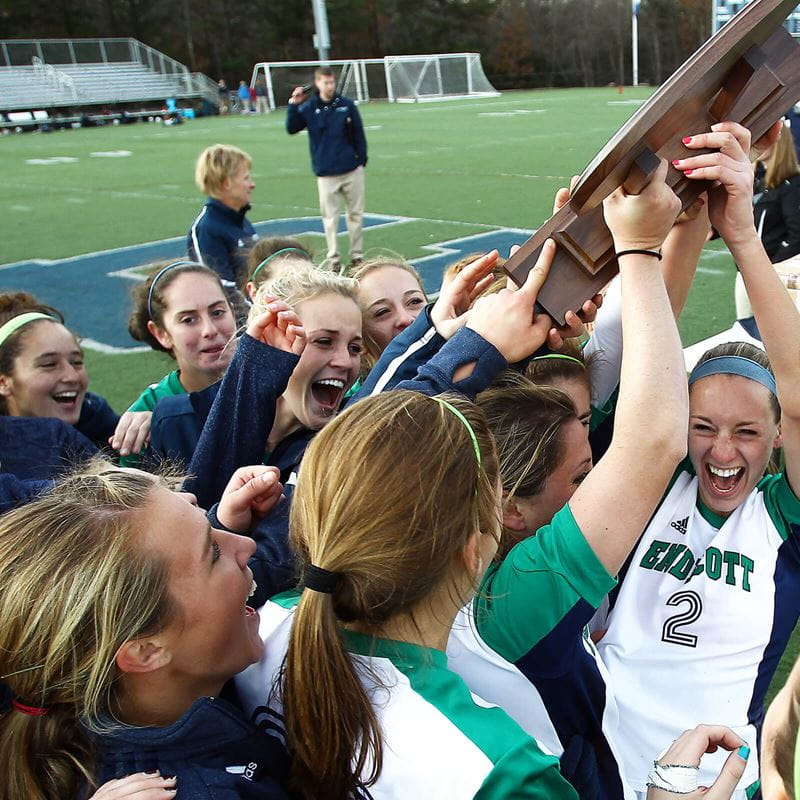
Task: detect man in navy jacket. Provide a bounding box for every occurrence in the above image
[286,67,367,270]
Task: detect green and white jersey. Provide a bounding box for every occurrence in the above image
[448,601,563,759]
[448,504,632,800]
[598,466,800,795]
[236,592,578,800]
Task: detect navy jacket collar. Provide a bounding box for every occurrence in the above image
[206,196,251,221]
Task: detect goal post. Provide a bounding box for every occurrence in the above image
[384,53,499,103]
[250,53,498,110]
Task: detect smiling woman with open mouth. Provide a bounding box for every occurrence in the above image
[179,267,363,512]
[596,121,800,800]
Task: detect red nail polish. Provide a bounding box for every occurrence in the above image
[684,169,694,175]
[672,159,681,167]
[682,136,692,145]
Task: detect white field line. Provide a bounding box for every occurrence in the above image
[0,214,498,269]
[81,338,150,354]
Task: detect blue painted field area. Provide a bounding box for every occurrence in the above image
[0,213,532,349]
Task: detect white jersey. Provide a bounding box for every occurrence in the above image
[447,504,634,800]
[599,467,800,794]
[448,602,563,758]
[236,592,578,800]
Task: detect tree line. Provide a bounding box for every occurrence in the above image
[1,0,711,89]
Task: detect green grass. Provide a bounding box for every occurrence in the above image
[2,87,796,699]
[1,87,743,352]
[2,88,656,263]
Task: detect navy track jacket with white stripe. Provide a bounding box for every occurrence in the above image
[187,197,257,284]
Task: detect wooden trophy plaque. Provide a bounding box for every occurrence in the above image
[503,0,800,325]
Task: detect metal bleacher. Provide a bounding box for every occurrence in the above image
[0,38,218,113]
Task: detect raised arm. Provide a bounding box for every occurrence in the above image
[567,159,687,575]
[350,252,498,402]
[761,654,800,800]
[659,198,710,318]
[286,90,308,134]
[574,191,707,411]
[676,121,800,498]
[396,245,558,399]
[185,304,304,508]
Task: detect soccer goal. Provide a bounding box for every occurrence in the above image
[250,53,498,110]
[383,53,498,103]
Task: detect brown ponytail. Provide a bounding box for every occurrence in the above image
[282,390,500,799]
[478,372,577,501]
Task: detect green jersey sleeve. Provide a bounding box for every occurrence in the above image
[475,503,616,663]
[476,741,578,799]
[758,472,800,540]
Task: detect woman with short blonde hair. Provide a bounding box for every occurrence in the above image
[187,144,258,290]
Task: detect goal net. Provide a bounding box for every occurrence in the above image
[384,53,498,103]
[251,53,498,110]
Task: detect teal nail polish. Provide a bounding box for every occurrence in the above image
[737,744,750,760]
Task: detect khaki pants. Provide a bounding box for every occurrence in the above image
[256,96,269,114]
[317,166,365,265]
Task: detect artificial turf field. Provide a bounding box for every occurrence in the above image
[2,86,797,697]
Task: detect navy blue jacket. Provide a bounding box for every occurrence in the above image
[188,197,257,284]
[350,305,507,403]
[185,334,306,509]
[394,326,507,398]
[91,697,288,800]
[347,306,445,405]
[77,392,119,451]
[149,383,217,469]
[0,473,51,513]
[286,93,367,177]
[0,415,97,481]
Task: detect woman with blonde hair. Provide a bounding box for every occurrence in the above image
[0,460,289,800]
[594,121,800,800]
[188,144,258,287]
[173,267,363,507]
[735,122,800,337]
[236,388,582,799]
[350,256,427,362]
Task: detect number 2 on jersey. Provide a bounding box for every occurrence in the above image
[661,590,703,648]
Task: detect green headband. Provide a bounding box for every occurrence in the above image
[432,396,481,465]
[532,353,585,368]
[0,312,55,348]
[251,248,308,282]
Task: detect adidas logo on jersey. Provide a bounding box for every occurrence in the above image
[670,516,689,535]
